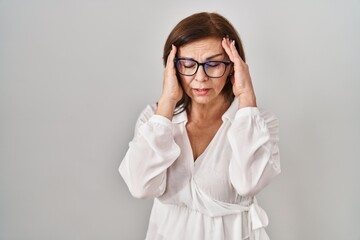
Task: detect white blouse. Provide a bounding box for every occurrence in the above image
[119,99,281,240]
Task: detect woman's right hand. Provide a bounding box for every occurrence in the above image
[156,45,183,119]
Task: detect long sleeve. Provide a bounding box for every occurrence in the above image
[228,107,281,197]
[119,106,181,199]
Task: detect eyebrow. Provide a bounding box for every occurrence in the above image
[205,53,224,61]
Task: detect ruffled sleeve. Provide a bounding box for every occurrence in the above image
[119,105,181,199]
[227,107,281,197]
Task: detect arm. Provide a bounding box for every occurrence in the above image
[120,44,183,199]
[119,106,181,199]
[228,107,281,197]
[222,38,280,196]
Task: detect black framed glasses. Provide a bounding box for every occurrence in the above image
[174,58,232,78]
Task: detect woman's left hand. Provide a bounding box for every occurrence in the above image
[222,38,257,108]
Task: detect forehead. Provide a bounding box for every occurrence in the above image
[178,37,223,58]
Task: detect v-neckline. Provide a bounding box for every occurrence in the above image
[184,120,224,168]
[175,99,237,170]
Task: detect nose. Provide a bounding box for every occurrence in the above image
[194,65,208,82]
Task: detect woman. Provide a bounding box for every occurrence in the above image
[119,12,281,240]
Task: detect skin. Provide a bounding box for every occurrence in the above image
[156,37,257,160]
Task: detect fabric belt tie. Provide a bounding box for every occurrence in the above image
[190,177,270,240]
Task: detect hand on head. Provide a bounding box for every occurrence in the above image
[162,45,183,103]
[156,45,183,119]
[222,38,257,108]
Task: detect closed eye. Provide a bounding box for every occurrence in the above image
[181,59,197,68]
[205,61,223,68]
[184,63,196,68]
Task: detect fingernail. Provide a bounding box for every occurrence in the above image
[232,40,235,45]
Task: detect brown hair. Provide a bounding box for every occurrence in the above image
[163,12,246,114]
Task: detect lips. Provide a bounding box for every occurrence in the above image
[193,88,210,96]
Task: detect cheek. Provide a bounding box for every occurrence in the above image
[179,76,192,88]
[214,77,228,90]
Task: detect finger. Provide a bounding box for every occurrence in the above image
[222,38,235,62]
[166,44,177,67]
[229,40,244,64]
[222,38,232,57]
[224,38,241,65]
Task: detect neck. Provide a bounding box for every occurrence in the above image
[187,96,231,126]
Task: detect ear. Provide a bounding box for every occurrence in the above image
[229,65,234,76]
[226,72,233,84]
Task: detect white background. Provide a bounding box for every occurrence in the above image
[1,0,359,239]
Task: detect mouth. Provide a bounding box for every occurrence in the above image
[193,88,210,96]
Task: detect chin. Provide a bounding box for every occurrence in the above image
[190,95,217,105]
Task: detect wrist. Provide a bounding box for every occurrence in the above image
[237,93,257,109]
[156,96,178,120]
